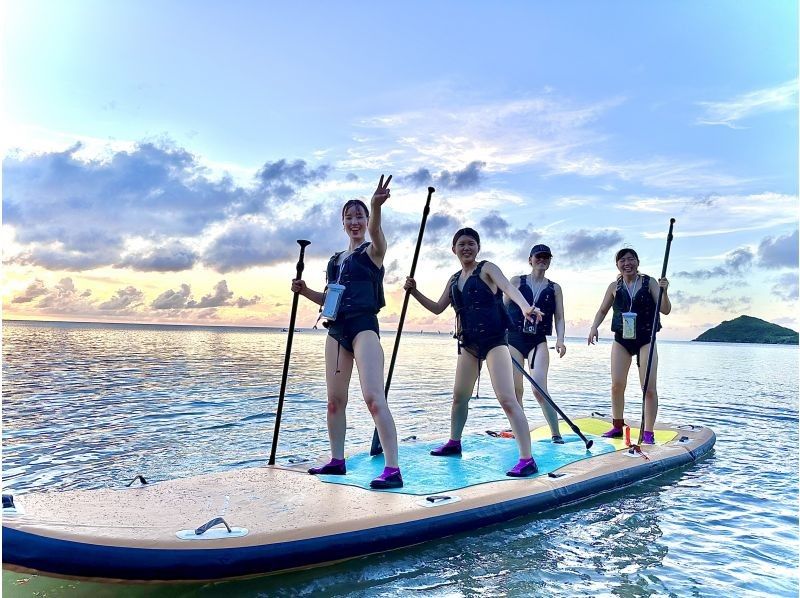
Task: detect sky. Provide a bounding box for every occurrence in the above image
[2,1,798,340]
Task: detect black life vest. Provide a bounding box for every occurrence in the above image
[449,261,512,339]
[611,274,662,336]
[325,243,385,317]
[508,276,556,336]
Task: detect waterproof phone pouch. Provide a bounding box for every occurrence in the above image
[622,312,637,339]
[523,318,538,335]
[322,283,346,320]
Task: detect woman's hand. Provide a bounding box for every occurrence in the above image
[371,174,392,207]
[555,340,567,357]
[403,277,417,292]
[658,277,669,291]
[523,306,544,323]
[291,279,307,296]
[588,326,599,345]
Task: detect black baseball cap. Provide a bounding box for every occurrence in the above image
[530,244,553,257]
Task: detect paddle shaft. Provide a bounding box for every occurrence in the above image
[636,218,675,445]
[269,240,311,465]
[511,357,593,450]
[370,187,435,456]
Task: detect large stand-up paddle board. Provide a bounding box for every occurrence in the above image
[2,415,715,583]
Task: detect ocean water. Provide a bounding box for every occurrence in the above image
[2,320,798,597]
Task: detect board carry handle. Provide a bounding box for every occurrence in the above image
[125,475,149,487]
[195,517,232,535]
[426,495,451,503]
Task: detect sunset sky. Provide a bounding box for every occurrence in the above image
[3,1,797,340]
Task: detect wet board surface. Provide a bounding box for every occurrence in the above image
[2,416,714,583]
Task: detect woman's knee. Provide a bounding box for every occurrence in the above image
[497,395,521,414]
[611,381,627,395]
[326,394,348,414]
[644,388,658,403]
[362,391,387,416]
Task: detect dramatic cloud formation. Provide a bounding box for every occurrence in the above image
[2,143,330,272]
[673,248,755,279]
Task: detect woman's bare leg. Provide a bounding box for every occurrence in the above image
[352,330,398,468]
[610,341,632,421]
[529,342,559,436]
[485,346,532,459]
[449,351,480,440]
[324,335,353,459]
[637,343,659,431]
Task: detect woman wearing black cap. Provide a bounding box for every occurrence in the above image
[505,244,567,443]
[403,227,543,477]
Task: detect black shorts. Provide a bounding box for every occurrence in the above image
[614,332,651,367]
[328,313,380,354]
[508,331,547,359]
[459,331,508,361]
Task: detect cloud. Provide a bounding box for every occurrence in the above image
[26,278,94,312]
[151,284,193,309]
[97,286,145,311]
[671,290,751,313]
[117,241,199,272]
[404,161,486,190]
[758,230,798,269]
[478,211,511,238]
[673,247,755,279]
[352,94,746,191]
[772,273,799,302]
[560,229,624,264]
[11,279,49,303]
[2,142,330,272]
[696,80,799,128]
[151,280,260,310]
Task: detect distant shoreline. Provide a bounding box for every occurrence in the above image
[5,318,798,347]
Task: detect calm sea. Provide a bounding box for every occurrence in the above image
[2,320,798,597]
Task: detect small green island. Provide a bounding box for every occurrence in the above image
[694,315,798,345]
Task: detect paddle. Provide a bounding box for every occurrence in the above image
[510,357,594,450]
[370,186,435,456]
[635,218,675,446]
[268,239,311,466]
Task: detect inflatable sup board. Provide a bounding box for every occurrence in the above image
[2,415,715,582]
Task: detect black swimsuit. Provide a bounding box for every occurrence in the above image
[324,244,384,354]
[450,261,511,360]
[507,276,556,360]
[610,274,661,366]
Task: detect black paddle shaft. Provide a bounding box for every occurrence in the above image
[636,218,675,445]
[511,357,594,450]
[370,187,435,456]
[269,239,311,466]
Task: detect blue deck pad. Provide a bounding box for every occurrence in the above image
[317,433,617,495]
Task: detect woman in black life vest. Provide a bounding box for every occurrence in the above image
[291,175,403,489]
[404,228,543,477]
[587,248,671,444]
[505,244,567,443]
